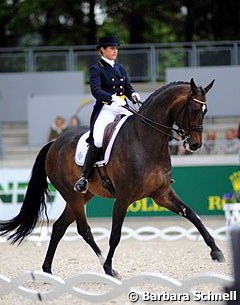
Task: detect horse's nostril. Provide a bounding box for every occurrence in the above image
[187,138,201,151]
[190,143,200,150]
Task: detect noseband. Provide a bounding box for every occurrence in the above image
[125,94,207,142]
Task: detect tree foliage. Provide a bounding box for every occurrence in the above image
[0,0,240,47]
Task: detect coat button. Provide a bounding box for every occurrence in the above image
[120,78,123,81]
[112,78,115,81]
[113,86,116,88]
[120,92,123,95]
[120,85,123,88]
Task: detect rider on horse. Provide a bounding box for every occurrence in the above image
[74,36,141,193]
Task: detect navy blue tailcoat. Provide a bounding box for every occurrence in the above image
[87,58,135,144]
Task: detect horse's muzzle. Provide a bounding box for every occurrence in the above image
[187,138,202,151]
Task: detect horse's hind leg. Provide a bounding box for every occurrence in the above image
[76,222,105,265]
[71,195,105,266]
[43,193,105,273]
[152,189,225,262]
[42,204,75,273]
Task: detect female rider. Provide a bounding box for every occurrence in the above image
[74,36,140,193]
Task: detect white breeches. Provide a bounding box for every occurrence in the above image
[93,103,132,148]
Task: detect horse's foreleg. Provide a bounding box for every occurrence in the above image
[42,205,75,273]
[153,189,225,262]
[103,199,128,278]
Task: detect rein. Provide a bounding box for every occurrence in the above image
[125,104,181,140]
[125,94,207,142]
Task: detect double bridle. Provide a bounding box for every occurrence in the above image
[125,94,207,142]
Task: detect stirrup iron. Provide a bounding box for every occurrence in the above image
[74,177,89,193]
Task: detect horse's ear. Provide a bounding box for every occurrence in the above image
[190,78,198,94]
[204,79,215,93]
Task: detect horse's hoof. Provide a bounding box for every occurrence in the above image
[112,269,122,280]
[211,249,225,262]
[42,267,52,274]
[104,265,121,280]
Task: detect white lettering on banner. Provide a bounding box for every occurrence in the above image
[0,169,65,220]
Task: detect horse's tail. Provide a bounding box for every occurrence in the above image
[0,141,54,244]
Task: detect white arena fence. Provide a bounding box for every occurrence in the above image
[0,203,238,244]
[0,270,234,304]
[0,228,239,304]
[0,225,229,244]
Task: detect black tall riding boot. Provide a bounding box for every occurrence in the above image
[74,145,99,193]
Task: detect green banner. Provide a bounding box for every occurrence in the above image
[86,165,240,217]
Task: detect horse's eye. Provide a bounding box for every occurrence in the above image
[191,100,207,115]
[191,103,201,113]
[192,108,201,115]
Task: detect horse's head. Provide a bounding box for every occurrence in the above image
[173,78,214,152]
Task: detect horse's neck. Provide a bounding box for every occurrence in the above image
[140,85,188,127]
[140,96,173,127]
[129,107,171,156]
[132,87,186,154]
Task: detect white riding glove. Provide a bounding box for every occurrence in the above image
[131,92,141,104]
[111,94,126,107]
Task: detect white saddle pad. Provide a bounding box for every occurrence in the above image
[75,115,130,166]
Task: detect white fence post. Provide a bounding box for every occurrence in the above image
[225,226,240,304]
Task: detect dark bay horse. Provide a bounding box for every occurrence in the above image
[0,79,225,278]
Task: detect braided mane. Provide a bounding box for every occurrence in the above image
[140,81,190,111]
